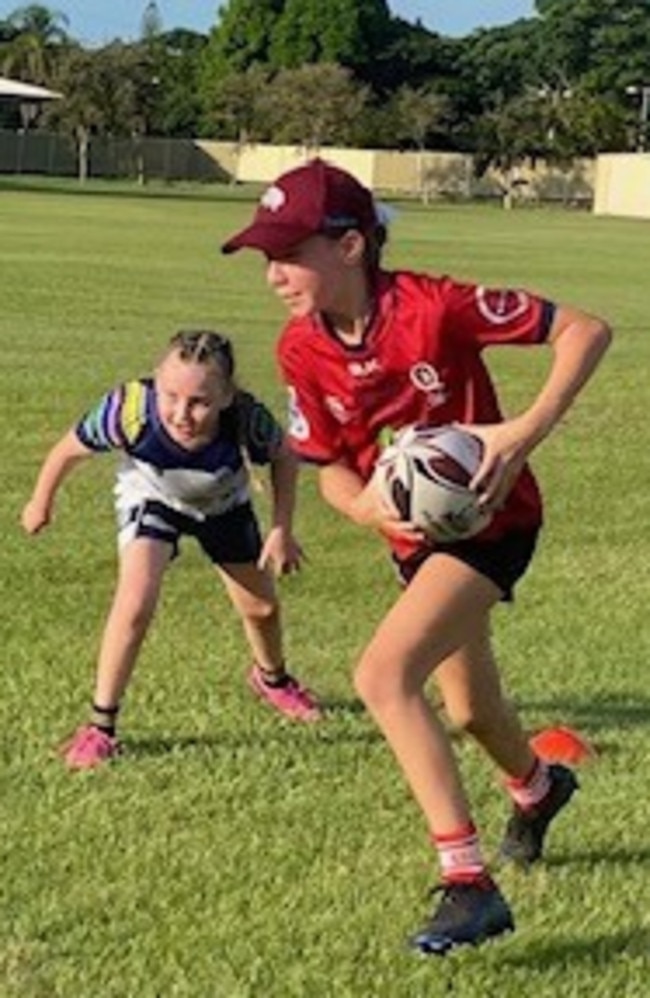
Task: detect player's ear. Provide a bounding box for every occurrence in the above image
[338,229,365,267]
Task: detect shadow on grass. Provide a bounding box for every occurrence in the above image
[518,690,650,736]
[315,697,367,717]
[125,708,379,760]
[545,844,650,869]
[501,927,650,969]
[0,175,258,205]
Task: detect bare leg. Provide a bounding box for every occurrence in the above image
[93,538,171,708]
[216,561,284,673]
[434,624,535,780]
[354,553,531,836]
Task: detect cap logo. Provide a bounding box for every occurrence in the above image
[260,184,286,213]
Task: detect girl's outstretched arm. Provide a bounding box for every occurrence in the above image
[21,429,94,535]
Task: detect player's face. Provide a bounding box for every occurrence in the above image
[155,354,231,450]
[265,233,364,317]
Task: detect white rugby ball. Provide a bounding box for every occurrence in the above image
[375,424,492,541]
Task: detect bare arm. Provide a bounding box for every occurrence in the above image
[268,438,299,532]
[470,305,612,508]
[258,439,304,575]
[319,461,423,542]
[318,462,365,520]
[518,305,612,444]
[21,429,95,535]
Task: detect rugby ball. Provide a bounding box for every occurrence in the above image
[375,424,492,542]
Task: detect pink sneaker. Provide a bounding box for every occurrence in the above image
[60,724,121,770]
[248,666,322,722]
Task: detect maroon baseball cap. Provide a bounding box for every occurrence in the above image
[221,158,378,256]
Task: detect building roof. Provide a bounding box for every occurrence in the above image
[0,76,62,100]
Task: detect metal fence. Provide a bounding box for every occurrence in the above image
[0,131,232,182]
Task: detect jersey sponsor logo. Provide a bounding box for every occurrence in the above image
[476,287,530,324]
[324,394,352,424]
[409,362,448,407]
[286,386,310,441]
[261,184,286,212]
[347,357,381,378]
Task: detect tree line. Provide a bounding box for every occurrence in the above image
[2,0,650,171]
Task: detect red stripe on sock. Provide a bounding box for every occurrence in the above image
[432,823,487,883]
[505,757,551,810]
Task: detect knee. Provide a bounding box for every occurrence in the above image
[240,595,279,627]
[444,703,477,737]
[354,652,412,715]
[444,700,493,741]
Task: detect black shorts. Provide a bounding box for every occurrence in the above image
[394,528,540,601]
[120,499,262,565]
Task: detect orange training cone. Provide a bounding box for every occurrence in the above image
[529,725,596,765]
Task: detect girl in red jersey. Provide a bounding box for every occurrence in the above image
[222,159,611,954]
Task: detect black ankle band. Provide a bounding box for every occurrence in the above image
[92,703,120,716]
[256,667,290,688]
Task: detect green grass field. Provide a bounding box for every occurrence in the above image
[1,178,649,997]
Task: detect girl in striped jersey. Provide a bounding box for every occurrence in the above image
[22,330,321,769]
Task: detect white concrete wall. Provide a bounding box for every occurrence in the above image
[200,142,595,204]
[594,153,650,219]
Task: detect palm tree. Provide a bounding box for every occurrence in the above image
[1,4,70,84]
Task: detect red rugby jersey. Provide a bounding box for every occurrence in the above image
[277,270,555,554]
